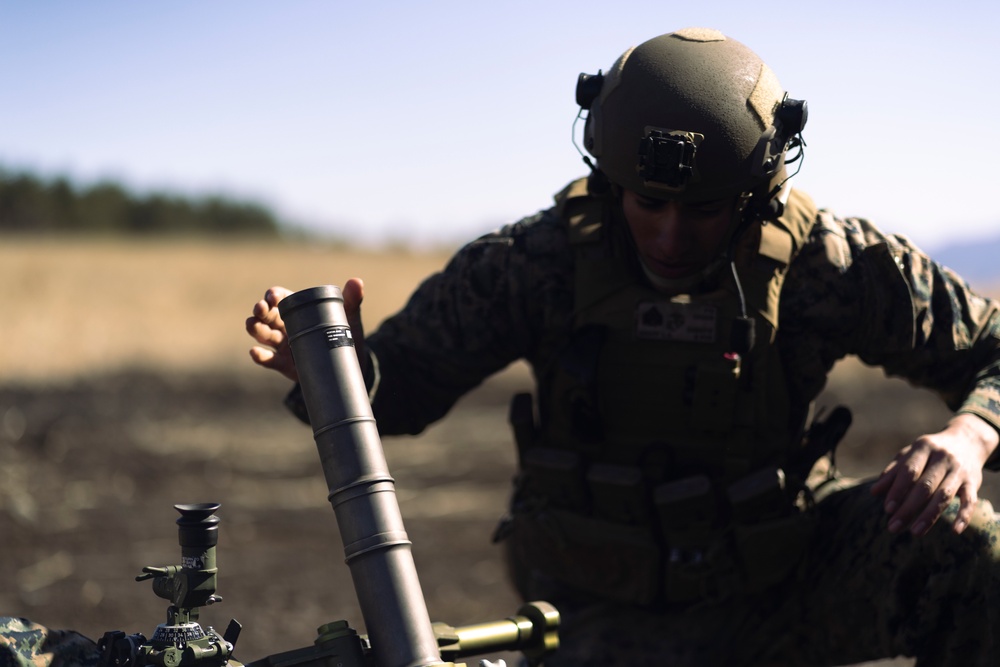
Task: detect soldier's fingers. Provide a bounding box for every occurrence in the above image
[246,318,286,349]
[250,343,299,382]
[903,470,962,536]
[265,286,293,308]
[343,278,365,321]
[249,346,277,367]
[885,463,941,532]
[952,484,978,534]
[245,314,267,338]
[252,298,270,320]
[870,459,899,496]
[342,278,369,370]
[881,448,930,517]
[253,298,286,330]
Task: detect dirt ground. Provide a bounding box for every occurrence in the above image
[2,238,998,666]
[0,366,532,663]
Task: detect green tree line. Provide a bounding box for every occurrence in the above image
[0,166,283,236]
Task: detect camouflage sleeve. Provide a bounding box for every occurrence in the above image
[363,208,573,436]
[781,209,1000,460]
[0,618,98,667]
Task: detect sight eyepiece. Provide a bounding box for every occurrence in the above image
[176,503,221,564]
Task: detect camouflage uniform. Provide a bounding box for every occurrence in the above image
[291,180,1000,666]
[340,185,1000,439]
[0,618,97,667]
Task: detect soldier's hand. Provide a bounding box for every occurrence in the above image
[245,279,368,383]
[871,413,998,536]
[247,286,298,382]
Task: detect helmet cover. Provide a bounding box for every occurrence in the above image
[583,28,798,203]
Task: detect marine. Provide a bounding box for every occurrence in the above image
[248,28,1000,665]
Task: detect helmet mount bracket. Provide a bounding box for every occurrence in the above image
[637,129,704,191]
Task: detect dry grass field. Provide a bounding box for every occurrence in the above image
[0,237,457,381]
[2,237,997,666]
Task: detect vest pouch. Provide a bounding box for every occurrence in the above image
[521,447,588,511]
[586,463,649,524]
[508,508,661,606]
[654,475,724,603]
[662,548,730,604]
[726,466,814,591]
[727,466,789,523]
[654,475,717,537]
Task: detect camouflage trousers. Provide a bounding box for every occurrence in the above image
[0,618,97,667]
[520,479,1000,667]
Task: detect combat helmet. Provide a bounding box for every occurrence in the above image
[577,27,807,217]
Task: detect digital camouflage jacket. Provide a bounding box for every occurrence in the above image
[343,180,1000,460]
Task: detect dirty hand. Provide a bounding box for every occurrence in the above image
[245,279,367,383]
[871,413,998,536]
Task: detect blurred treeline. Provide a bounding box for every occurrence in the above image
[0,166,283,236]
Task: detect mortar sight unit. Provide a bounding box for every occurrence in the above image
[97,285,559,667]
[98,503,242,667]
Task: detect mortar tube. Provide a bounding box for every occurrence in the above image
[279,286,442,667]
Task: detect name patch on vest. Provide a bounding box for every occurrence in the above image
[635,302,717,342]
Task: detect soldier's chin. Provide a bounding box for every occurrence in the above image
[651,262,700,279]
[638,255,724,295]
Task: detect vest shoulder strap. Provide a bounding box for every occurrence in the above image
[555,177,606,246]
[762,188,818,266]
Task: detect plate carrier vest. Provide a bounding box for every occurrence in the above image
[502,178,822,605]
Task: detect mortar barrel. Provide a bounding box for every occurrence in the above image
[279,285,442,667]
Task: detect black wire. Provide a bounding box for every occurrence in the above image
[571,109,597,172]
[726,134,807,321]
[767,133,807,200]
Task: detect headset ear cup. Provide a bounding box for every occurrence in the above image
[776,98,808,137]
[576,71,605,159]
[576,71,604,108]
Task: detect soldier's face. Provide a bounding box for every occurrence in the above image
[621,190,737,280]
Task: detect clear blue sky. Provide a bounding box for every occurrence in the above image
[3,1,998,250]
